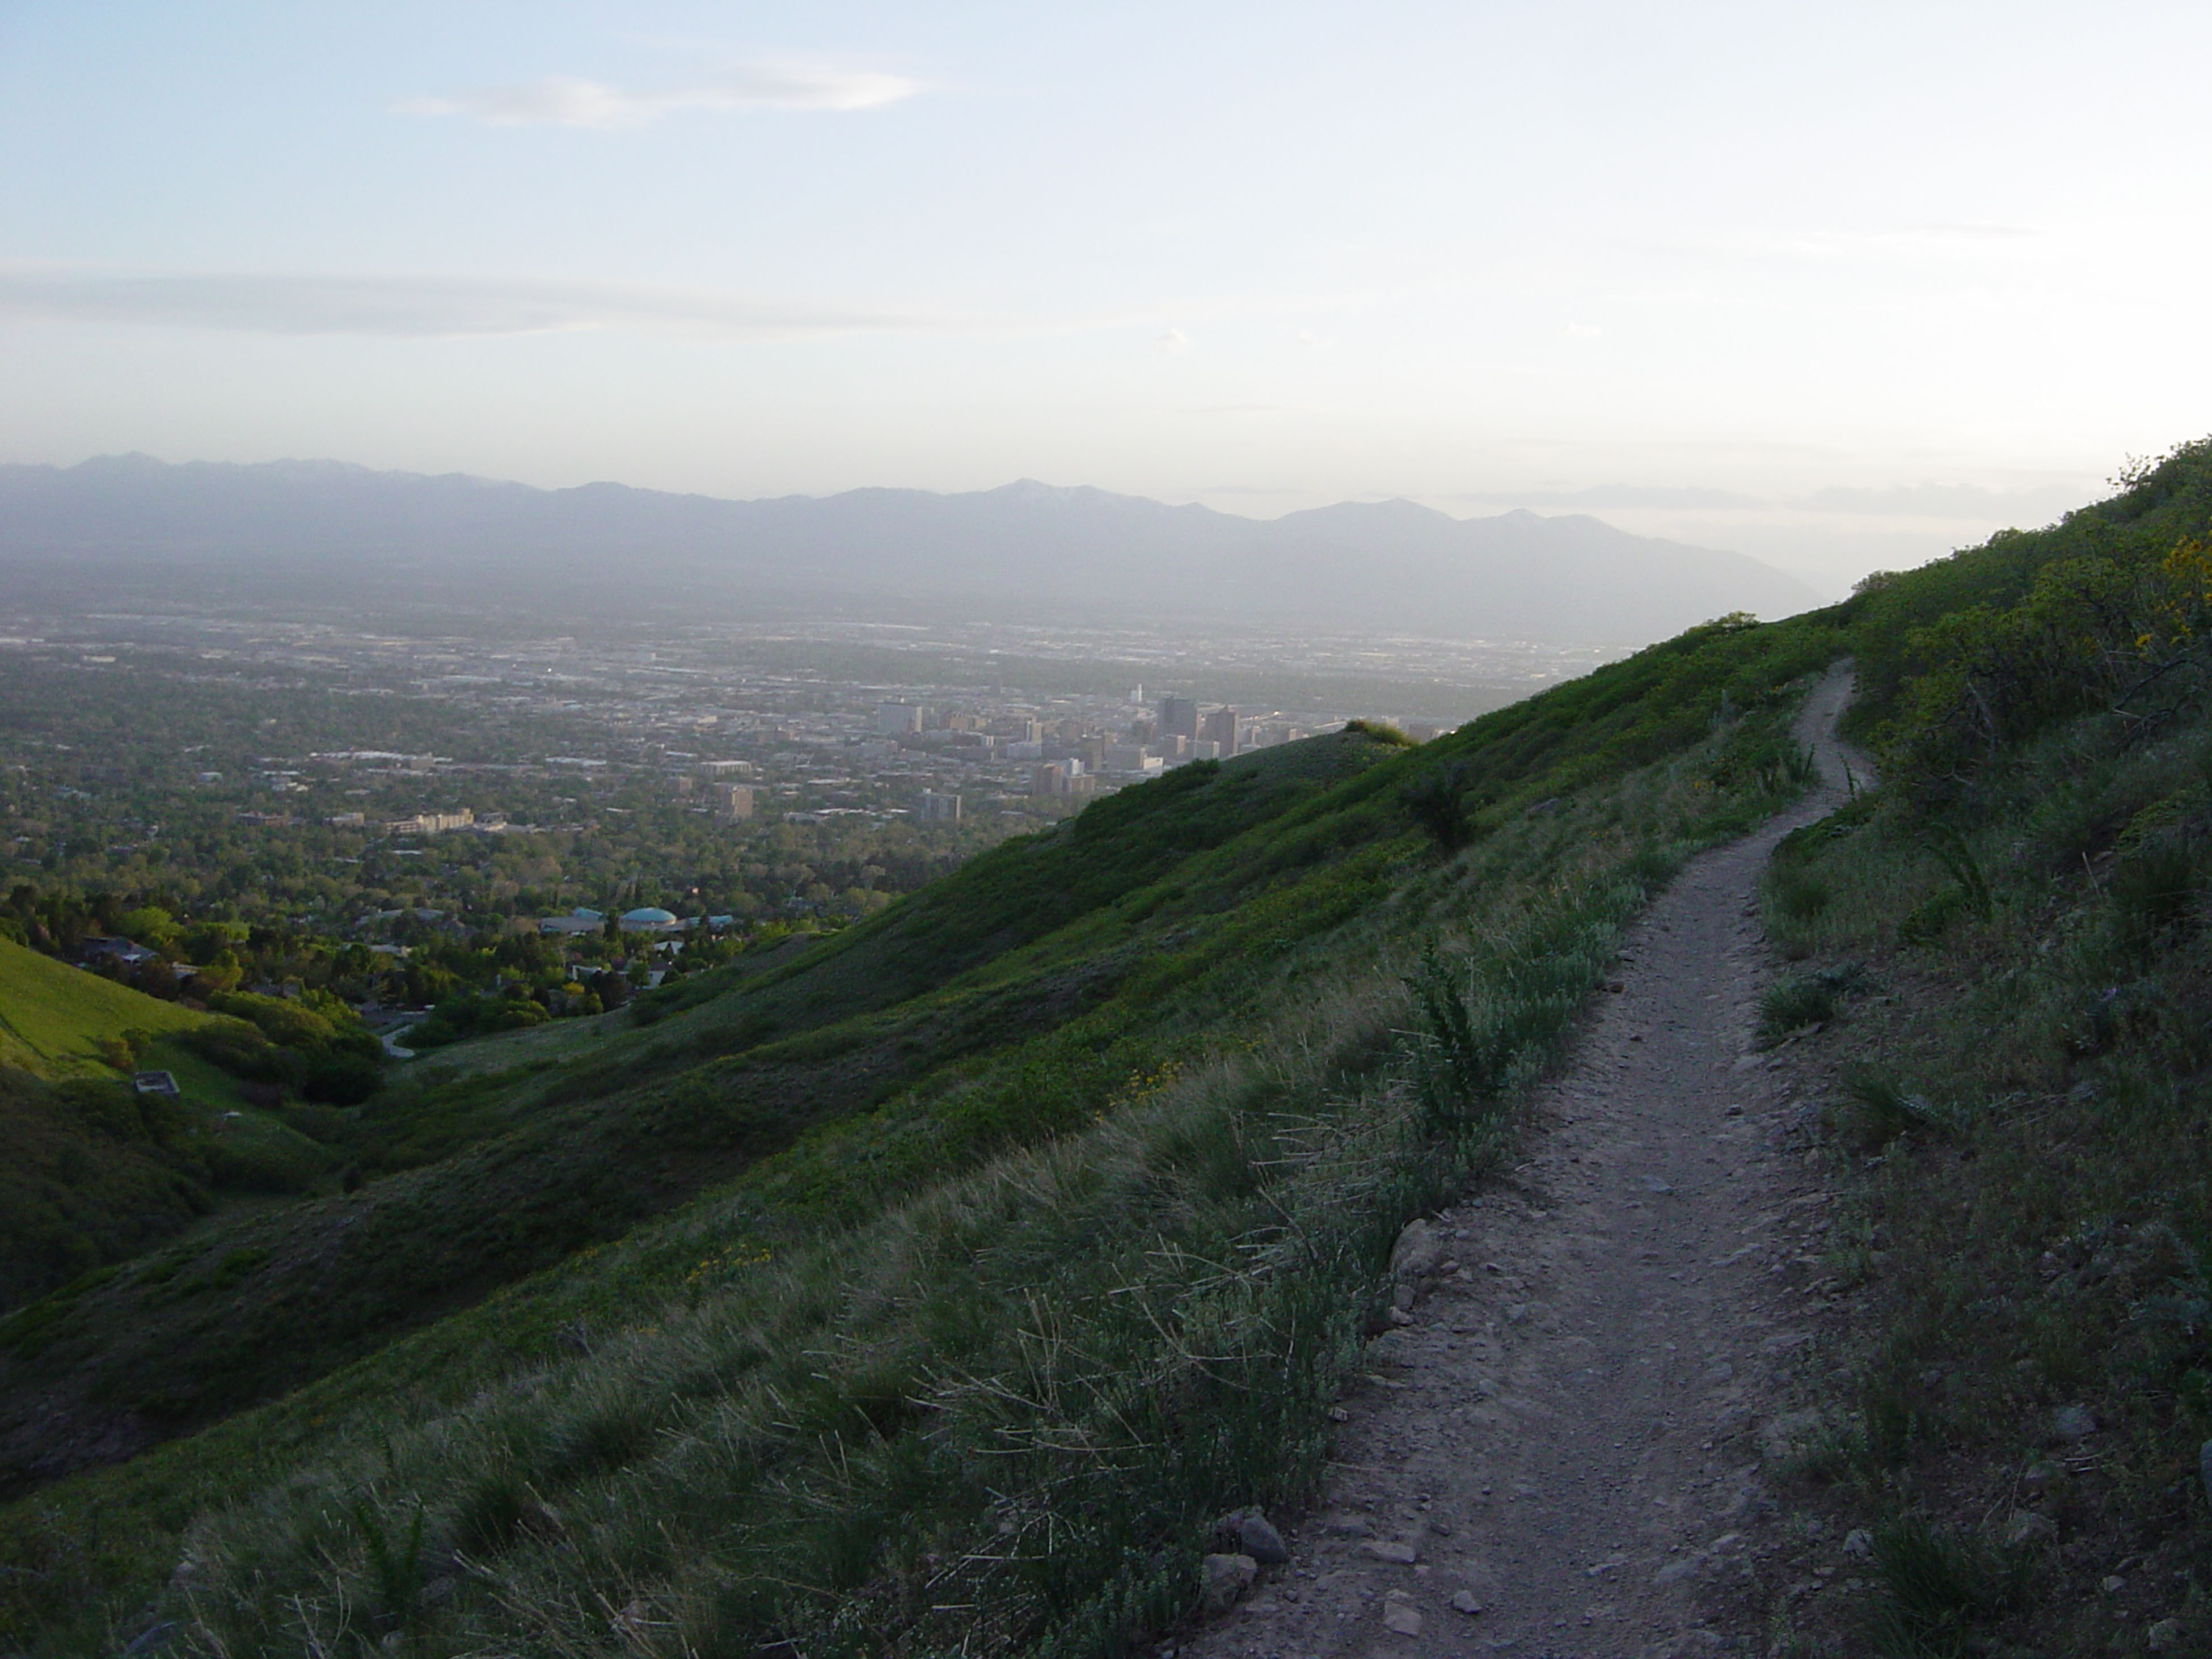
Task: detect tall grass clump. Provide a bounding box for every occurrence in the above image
[1865,1517,2022,1659]
[1755,961,1865,1046]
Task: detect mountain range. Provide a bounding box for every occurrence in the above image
[0,454,1822,643]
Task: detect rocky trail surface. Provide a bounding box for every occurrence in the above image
[1185,668,1871,1659]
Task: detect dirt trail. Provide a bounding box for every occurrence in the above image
[1188,667,1871,1659]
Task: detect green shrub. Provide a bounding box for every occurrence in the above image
[1769,865,1832,925]
[2110,835,2202,944]
[1400,763,1474,855]
[1838,1067,1945,1151]
[1865,1516,2020,1658]
[1757,963,1865,1045]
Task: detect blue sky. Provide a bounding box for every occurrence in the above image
[4,1,2210,593]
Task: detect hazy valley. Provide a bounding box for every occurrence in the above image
[4,445,2212,1654]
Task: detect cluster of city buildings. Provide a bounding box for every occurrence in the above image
[873,694,1328,810]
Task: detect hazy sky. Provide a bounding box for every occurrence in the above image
[5,2,2210,595]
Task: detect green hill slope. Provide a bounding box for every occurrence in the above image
[0,605,1845,1649]
[0,936,202,1080]
[0,942,244,1312]
[15,446,2212,1653]
[1729,440,2212,1652]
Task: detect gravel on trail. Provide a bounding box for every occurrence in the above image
[1181,666,1871,1659]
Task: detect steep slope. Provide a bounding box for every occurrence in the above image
[0,944,250,1312]
[1187,666,1872,1657]
[10,446,2212,1655]
[0,606,1846,1649]
[0,455,1820,640]
[0,731,1420,1491]
[0,936,204,1080]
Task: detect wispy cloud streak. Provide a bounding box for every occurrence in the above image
[0,266,959,339]
[396,62,923,128]
[0,265,1368,343]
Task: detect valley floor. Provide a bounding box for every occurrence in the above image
[1187,668,1867,1658]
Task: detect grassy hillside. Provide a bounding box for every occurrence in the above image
[0,602,1846,1652]
[26,411,2212,1650]
[1730,440,2212,1652]
[0,943,274,1314]
[0,936,202,1079]
[11,440,2212,1652]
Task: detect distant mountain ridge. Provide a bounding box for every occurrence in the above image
[0,454,1821,643]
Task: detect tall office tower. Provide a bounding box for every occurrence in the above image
[876,702,925,736]
[1158,696,1200,742]
[1199,706,1239,756]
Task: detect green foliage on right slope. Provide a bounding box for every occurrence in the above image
[1749,438,2212,1653]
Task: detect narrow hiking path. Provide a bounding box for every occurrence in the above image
[1187,666,1872,1659]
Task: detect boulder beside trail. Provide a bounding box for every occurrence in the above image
[1200,1552,1258,1615]
[1391,1218,1442,1281]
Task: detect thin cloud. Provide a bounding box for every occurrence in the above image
[0,266,956,339]
[1450,485,1766,511]
[396,62,923,128]
[0,264,1367,345]
[1723,223,2042,262]
[1798,482,2084,518]
[1447,480,2091,522]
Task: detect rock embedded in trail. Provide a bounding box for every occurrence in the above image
[2051,1404,2097,1443]
[1391,1218,1442,1281]
[1199,1552,1257,1615]
[1219,1507,1290,1564]
[1380,1590,1423,1635]
[1361,1539,1419,1564]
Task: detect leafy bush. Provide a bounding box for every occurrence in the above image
[1400,763,1474,856]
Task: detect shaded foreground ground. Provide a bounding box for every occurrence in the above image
[1188,668,1866,1658]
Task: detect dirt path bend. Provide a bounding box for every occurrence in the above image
[1188,666,1870,1659]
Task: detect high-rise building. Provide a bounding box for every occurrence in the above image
[1158,696,1200,742]
[1200,707,1239,755]
[917,791,963,822]
[876,702,925,736]
[711,784,754,822]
